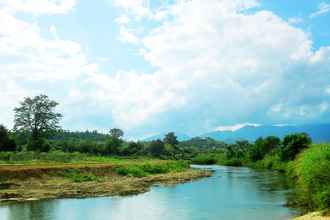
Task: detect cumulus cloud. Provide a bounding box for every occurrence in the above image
[1,0,330,137]
[101,0,330,134]
[0,8,97,128]
[0,0,77,15]
[310,2,330,18]
[118,26,139,44]
[288,17,304,25]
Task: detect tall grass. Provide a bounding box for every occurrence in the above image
[289,144,330,210]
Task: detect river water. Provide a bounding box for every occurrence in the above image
[0,165,298,220]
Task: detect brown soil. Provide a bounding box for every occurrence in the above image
[0,164,212,204]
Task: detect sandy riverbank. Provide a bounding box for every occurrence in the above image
[294,212,330,220]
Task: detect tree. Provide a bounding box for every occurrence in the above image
[280,133,312,161]
[249,136,281,162]
[105,128,124,155]
[122,141,144,156]
[14,95,62,151]
[164,132,179,146]
[109,128,124,139]
[0,125,16,152]
[149,139,165,157]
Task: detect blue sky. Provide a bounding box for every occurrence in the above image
[0,0,330,139]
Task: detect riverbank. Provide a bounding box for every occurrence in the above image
[0,162,212,204]
[294,212,330,220]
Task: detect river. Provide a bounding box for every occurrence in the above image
[0,165,298,220]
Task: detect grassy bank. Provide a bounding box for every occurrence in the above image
[0,157,212,203]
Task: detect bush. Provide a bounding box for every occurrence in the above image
[253,152,287,172]
[192,154,217,165]
[62,170,99,182]
[115,161,189,177]
[280,133,311,161]
[115,166,148,177]
[27,138,50,152]
[289,144,330,210]
[0,125,17,152]
[222,158,243,166]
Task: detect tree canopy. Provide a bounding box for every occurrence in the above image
[14,95,62,137]
[164,132,179,146]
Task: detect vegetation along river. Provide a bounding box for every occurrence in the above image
[0,165,299,220]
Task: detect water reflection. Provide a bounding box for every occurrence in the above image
[0,166,298,220]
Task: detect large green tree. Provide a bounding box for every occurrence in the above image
[106,128,124,155]
[149,139,165,157]
[163,132,179,146]
[109,128,124,139]
[14,95,62,151]
[280,133,312,161]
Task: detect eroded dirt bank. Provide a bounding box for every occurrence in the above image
[0,164,212,204]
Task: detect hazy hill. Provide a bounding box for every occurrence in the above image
[144,132,191,142]
[201,124,330,143]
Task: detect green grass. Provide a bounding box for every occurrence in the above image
[62,170,99,183]
[115,161,189,177]
[289,144,330,211]
[0,151,165,165]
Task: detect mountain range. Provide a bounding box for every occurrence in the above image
[201,124,330,143]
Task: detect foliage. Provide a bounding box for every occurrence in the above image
[253,152,287,172]
[0,151,85,163]
[106,137,123,155]
[192,153,218,165]
[280,133,312,161]
[289,144,330,210]
[50,130,110,142]
[248,136,280,162]
[27,137,50,152]
[14,95,62,151]
[62,170,99,182]
[0,125,17,152]
[115,166,148,177]
[109,128,124,139]
[178,137,227,149]
[149,139,165,157]
[164,132,179,146]
[115,161,188,177]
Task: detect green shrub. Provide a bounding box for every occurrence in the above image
[289,144,330,210]
[254,153,287,172]
[115,166,148,177]
[62,170,99,182]
[192,154,217,165]
[222,158,243,166]
[115,161,188,177]
[280,133,311,161]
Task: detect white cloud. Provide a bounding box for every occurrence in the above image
[118,26,139,44]
[0,8,97,127]
[0,0,77,15]
[115,14,131,25]
[1,0,330,136]
[100,0,330,134]
[288,17,304,24]
[215,123,261,132]
[113,0,150,19]
[310,2,330,18]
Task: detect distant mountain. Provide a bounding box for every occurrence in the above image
[144,132,191,142]
[201,124,330,143]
